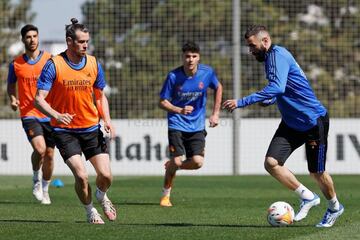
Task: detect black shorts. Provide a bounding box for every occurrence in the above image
[21,118,56,148]
[266,114,329,173]
[168,129,207,158]
[53,129,108,161]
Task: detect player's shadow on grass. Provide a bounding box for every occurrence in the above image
[0,201,41,205]
[0,219,61,223]
[114,201,159,206]
[123,223,314,228]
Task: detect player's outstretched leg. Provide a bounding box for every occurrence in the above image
[294,192,320,221]
[264,157,320,222]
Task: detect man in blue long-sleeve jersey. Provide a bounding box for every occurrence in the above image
[223,25,343,227]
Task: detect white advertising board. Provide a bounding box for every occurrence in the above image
[238,119,360,174]
[0,119,359,175]
[0,119,233,176]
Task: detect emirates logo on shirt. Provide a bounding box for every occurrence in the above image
[22,76,37,86]
[63,79,91,91]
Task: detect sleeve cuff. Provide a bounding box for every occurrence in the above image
[237,99,244,108]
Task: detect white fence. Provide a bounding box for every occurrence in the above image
[0,119,359,175]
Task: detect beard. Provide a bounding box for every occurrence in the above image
[253,48,266,62]
[25,42,39,52]
[78,50,87,58]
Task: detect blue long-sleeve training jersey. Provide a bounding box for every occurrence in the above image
[160,64,219,132]
[237,45,326,131]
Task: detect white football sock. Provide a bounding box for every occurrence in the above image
[42,179,50,192]
[84,202,95,214]
[33,171,40,182]
[294,184,315,200]
[328,196,340,211]
[95,187,109,202]
[162,187,171,197]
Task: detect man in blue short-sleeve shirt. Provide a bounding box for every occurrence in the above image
[159,41,223,207]
[223,25,343,228]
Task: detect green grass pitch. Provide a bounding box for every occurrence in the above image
[0,175,359,240]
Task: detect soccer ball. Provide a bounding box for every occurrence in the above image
[267,201,295,227]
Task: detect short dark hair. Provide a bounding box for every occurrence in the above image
[65,18,89,40]
[244,25,268,39]
[182,41,200,53]
[21,24,38,38]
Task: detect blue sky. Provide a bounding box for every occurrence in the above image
[31,0,86,41]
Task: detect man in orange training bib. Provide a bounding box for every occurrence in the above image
[35,18,116,224]
[7,24,54,205]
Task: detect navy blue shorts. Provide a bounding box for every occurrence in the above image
[168,129,207,158]
[21,118,55,148]
[53,129,108,161]
[266,114,329,173]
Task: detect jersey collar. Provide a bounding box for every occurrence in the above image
[265,44,275,61]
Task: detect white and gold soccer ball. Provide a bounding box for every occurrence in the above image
[267,201,295,227]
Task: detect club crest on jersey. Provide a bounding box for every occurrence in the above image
[169,145,175,152]
[308,140,318,149]
[198,81,204,90]
[28,129,34,137]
